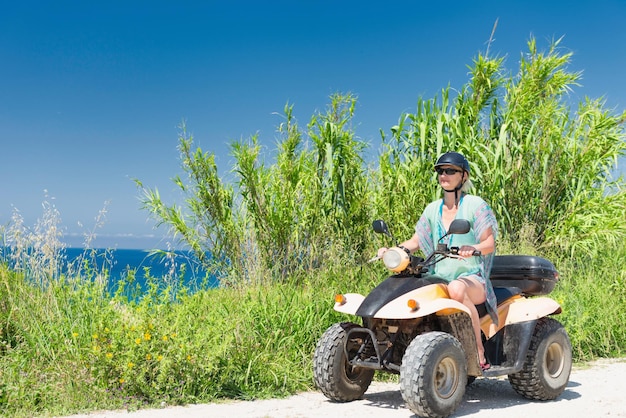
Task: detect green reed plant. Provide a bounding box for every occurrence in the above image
[375,37,626,258]
[137,93,372,285]
[136,39,625,285]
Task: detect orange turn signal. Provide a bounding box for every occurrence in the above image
[335,294,347,305]
[407,299,419,311]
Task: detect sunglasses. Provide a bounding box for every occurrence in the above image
[435,168,462,175]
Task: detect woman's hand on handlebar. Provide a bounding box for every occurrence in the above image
[458,245,481,258]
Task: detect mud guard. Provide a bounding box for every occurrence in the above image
[483,296,562,339]
[374,296,470,319]
[504,297,562,324]
[334,285,470,320]
[334,293,365,315]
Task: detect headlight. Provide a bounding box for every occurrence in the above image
[383,247,410,272]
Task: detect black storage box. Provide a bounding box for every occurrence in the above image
[489,255,559,296]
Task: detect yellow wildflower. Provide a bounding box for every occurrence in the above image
[135,338,141,345]
[106,352,113,359]
[162,335,168,341]
[157,355,163,362]
[128,362,135,369]
[144,332,151,341]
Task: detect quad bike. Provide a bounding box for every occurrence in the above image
[313,219,572,418]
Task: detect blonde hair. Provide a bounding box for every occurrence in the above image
[461,178,473,193]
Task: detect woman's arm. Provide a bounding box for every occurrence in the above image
[459,227,495,257]
[377,233,420,258]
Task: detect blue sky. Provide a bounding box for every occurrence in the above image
[1,1,625,249]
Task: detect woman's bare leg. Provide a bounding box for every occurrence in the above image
[448,276,488,365]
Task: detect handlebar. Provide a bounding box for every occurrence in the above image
[371,219,483,274]
[449,246,482,257]
[370,246,482,272]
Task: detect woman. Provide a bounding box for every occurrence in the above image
[377,151,498,370]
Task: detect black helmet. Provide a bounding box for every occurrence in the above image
[434,151,470,174]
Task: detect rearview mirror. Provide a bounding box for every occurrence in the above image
[447,219,471,235]
[372,220,389,235]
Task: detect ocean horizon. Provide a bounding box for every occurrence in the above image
[61,233,179,251]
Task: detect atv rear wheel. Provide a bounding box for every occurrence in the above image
[313,322,374,402]
[508,317,572,400]
[400,331,467,418]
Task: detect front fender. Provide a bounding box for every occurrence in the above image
[334,293,365,315]
[372,284,470,319]
[333,284,472,320]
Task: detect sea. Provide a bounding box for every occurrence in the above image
[3,246,218,295]
[70,247,218,293]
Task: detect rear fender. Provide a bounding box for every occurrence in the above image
[482,296,562,338]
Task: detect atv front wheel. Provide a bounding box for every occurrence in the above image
[400,331,467,418]
[508,317,572,400]
[312,322,375,402]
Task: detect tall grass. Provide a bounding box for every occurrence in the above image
[551,243,626,359]
[2,194,65,285]
[0,261,353,416]
[1,230,625,417]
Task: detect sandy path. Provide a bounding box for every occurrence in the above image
[62,358,626,418]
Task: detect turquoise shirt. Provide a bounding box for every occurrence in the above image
[415,193,500,325]
[420,195,483,281]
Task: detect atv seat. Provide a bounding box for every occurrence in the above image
[475,287,522,319]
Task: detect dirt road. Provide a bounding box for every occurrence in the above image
[63,358,626,418]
